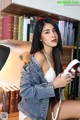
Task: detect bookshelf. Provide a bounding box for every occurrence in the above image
[8,112,19,120]
[1,0,80,21]
[0,0,80,119]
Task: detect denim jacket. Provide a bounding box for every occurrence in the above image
[18,55,56,120]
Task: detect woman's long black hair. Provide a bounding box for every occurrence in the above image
[30,17,63,75]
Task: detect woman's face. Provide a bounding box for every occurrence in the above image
[41,23,58,48]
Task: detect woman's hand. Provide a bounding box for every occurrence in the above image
[52,73,75,89]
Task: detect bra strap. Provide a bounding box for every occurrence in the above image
[42,51,51,67]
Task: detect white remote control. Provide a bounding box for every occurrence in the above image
[61,59,80,77]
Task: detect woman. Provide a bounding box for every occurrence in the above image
[18,18,80,120]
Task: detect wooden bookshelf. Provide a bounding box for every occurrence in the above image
[0,39,31,46]
[0,40,79,49]
[63,45,80,49]
[1,0,80,21]
[1,0,59,19]
[8,112,18,120]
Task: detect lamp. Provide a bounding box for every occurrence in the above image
[0,42,31,87]
[0,45,10,70]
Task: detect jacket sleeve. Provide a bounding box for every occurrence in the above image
[20,65,55,100]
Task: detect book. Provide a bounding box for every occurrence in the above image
[67,22,74,45]
[11,86,20,112]
[0,15,3,39]
[0,87,3,112]
[6,86,16,113]
[63,21,69,45]
[2,15,14,40]
[13,15,19,40]
[29,16,37,42]
[18,16,23,41]
[27,18,30,42]
[23,16,30,41]
[58,20,65,44]
[2,87,10,113]
[29,17,34,42]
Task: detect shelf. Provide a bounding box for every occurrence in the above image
[62,45,79,49]
[0,40,31,53]
[1,0,80,21]
[8,112,18,120]
[1,0,59,19]
[0,40,79,49]
[0,40,31,46]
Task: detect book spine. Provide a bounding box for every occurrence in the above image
[12,86,20,112]
[13,15,19,40]
[6,87,16,113]
[58,20,65,44]
[67,22,74,45]
[0,87,3,112]
[63,21,69,45]
[10,91,16,113]
[0,16,3,40]
[18,16,23,41]
[29,17,34,42]
[2,89,10,113]
[15,89,20,112]
[2,15,14,40]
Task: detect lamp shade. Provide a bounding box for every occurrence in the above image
[0,45,10,70]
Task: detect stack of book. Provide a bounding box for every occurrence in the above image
[0,85,20,114]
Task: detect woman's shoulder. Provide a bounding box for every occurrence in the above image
[34,51,46,68]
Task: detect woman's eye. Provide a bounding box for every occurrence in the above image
[45,31,50,34]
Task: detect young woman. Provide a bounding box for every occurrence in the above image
[18,18,80,120]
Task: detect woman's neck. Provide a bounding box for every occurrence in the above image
[43,49,52,57]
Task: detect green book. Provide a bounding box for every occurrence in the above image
[18,16,23,41]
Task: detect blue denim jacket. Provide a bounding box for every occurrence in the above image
[18,55,56,120]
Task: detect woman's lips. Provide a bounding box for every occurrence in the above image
[51,39,57,43]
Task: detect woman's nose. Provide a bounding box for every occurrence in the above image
[51,31,56,37]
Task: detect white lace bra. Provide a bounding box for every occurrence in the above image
[43,51,56,82]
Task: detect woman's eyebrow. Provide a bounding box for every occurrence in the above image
[43,29,50,32]
[43,27,55,32]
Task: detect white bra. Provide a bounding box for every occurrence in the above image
[43,51,56,82]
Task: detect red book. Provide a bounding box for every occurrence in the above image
[0,16,3,39]
[2,15,14,40]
